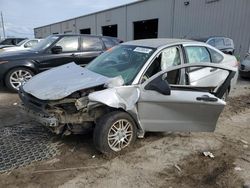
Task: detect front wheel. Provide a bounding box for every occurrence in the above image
[5,67,34,92]
[93,111,137,155]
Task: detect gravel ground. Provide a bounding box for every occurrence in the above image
[0,78,249,188]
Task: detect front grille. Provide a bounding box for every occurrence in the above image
[19,86,48,114]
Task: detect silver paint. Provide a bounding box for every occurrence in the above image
[88,86,140,111]
[23,63,109,100]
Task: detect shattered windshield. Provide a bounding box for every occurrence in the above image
[86,45,155,84]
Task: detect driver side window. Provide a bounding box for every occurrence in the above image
[142,46,181,84]
[55,36,79,52]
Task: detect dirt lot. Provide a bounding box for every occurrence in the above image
[0,79,250,188]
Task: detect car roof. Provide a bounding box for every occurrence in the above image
[0,37,27,42]
[52,34,118,39]
[122,38,194,48]
[191,37,209,42]
[192,36,233,42]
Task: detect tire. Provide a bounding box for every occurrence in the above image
[5,67,34,92]
[93,111,137,155]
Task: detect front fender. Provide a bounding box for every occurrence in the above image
[87,86,145,137]
[1,59,38,75]
[88,86,140,111]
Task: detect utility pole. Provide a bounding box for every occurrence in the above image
[1,11,6,39]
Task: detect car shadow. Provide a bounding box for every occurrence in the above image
[0,87,13,94]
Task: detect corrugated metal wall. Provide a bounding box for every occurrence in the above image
[34,0,250,57]
[126,0,174,40]
[173,0,250,56]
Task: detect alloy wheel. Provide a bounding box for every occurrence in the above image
[9,69,32,90]
[107,119,133,152]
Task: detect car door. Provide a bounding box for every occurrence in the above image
[137,63,235,133]
[38,36,81,71]
[77,36,105,67]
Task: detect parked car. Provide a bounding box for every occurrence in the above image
[193,36,235,55]
[0,39,43,52]
[0,34,121,91]
[19,38,238,155]
[239,53,250,78]
[0,38,27,49]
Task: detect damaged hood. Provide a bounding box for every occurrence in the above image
[23,63,110,100]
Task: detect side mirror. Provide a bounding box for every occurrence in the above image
[51,46,63,54]
[145,74,171,95]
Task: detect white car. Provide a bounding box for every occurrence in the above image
[0,39,42,52]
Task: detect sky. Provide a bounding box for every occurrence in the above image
[0,0,137,38]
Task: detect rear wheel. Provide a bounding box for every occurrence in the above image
[93,111,137,155]
[5,67,34,92]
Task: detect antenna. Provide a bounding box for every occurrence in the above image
[1,11,6,39]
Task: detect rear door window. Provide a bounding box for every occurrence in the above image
[185,46,211,64]
[82,37,103,51]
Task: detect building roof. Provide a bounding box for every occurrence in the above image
[122,38,193,48]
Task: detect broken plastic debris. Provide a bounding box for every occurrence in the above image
[203,151,215,158]
[69,147,76,153]
[240,139,248,145]
[174,164,181,172]
[243,145,248,149]
[234,167,242,171]
[92,155,96,159]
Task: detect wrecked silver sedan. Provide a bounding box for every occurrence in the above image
[19,39,237,154]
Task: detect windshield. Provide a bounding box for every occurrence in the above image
[31,35,59,51]
[86,45,155,84]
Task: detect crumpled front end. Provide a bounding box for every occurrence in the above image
[19,76,143,136]
[19,85,102,135]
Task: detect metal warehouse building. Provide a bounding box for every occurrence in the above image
[34,0,250,57]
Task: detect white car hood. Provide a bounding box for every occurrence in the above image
[3,46,22,52]
[23,63,109,100]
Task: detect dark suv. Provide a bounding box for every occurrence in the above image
[0,34,121,91]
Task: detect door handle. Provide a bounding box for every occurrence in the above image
[196,95,218,102]
[210,68,217,72]
[71,53,82,57]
